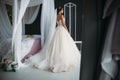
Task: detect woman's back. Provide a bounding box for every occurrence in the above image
[57,14,62,21]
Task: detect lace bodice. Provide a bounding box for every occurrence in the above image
[56,18,65,26]
[57,20,62,26]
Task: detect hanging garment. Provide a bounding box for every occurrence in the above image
[111,8,120,60]
[100,0,120,80]
[100,11,118,80]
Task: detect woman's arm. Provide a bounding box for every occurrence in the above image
[61,15,68,31]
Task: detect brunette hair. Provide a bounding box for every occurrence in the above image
[57,7,63,14]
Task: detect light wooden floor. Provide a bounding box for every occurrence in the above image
[0,66,80,80]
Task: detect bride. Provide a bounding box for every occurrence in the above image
[23,7,81,73]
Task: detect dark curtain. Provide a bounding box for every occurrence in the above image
[80,0,107,80]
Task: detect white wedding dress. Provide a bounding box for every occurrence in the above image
[26,20,81,72]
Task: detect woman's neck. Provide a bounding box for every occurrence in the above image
[58,12,62,15]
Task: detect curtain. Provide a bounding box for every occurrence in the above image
[22,5,40,34]
[2,0,43,7]
[12,0,31,67]
[0,2,12,43]
[40,0,55,47]
[24,5,40,24]
[0,2,12,60]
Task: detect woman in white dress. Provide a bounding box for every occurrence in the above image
[25,7,81,73]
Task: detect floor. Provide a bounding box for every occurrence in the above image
[0,66,80,80]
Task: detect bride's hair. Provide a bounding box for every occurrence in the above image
[57,7,63,14]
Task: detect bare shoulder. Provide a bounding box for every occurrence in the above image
[61,15,65,20]
[57,15,61,21]
[61,15,64,18]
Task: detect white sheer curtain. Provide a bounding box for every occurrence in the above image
[0,2,12,44]
[24,6,40,24]
[22,5,40,34]
[12,0,30,38]
[0,1,12,60]
[100,11,118,80]
[41,0,55,47]
[3,0,43,7]
[40,0,57,62]
[12,0,31,67]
